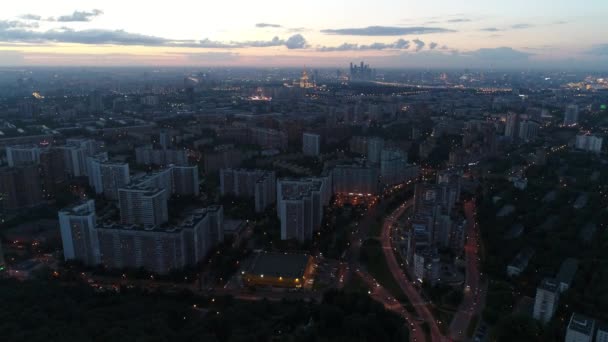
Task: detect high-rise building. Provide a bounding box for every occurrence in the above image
[0,240,5,272]
[86,152,109,192]
[332,164,379,195]
[118,185,168,227]
[597,325,608,342]
[171,165,200,196]
[366,137,385,165]
[302,132,321,156]
[0,164,44,211]
[58,200,100,265]
[39,148,66,198]
[220,169,276,212]
[564,313,595,342]
[518,120,540,142]
[6,144,41,167]
[159,129,170,150]
[59,139,97,177]
[380,148,417,185]
[349,136,368,155]
[575,134,603,153]
[504,112,520,139]
[100,162,130,200]
[277,177,331,241]
[564,104,579,126]
[533,278,560,324]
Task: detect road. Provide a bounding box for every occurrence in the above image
[381,200,446,342]
[448,200,486,341]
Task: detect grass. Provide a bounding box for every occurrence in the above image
[360,239,408,302]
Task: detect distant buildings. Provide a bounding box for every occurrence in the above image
[518,120,540,142]
[220,169,276,213]
[564,104,579,126]
[575,134,603,153]
[533,278,560,324]
[6,144,41,167]
[380,148,418,185]
[507,247,534,276]
[242,252,314,288]
[331,164,378,195]
[366,137,385,165]
[504,112,520,139]
[302,132,321,156]
[58,139,97,177]
[88,160,130,200]
[135,146,188,166]
[349,61,374,81]
[58,200,99,265]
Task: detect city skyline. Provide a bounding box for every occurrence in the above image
[1,0,608,68]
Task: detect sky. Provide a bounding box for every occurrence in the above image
[1,0,608,69]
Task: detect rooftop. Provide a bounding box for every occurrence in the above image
[568,313,595,336]
[556,258,578,286]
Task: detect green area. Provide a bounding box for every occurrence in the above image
[0,279,408,342]
[359,239,407,302]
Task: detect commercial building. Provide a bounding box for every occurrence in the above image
[242,252,314,288]
[118,185,168,227]
[302,132,321,156]
[220,169,276,212]
[533,278,560,324]
[565,313,595,342]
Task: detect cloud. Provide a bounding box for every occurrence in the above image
[317,39,411,52]
[19,14,42,21]
[0,20,39,29]
[413,39,425,51]
[429,42,438,50]
[511,23,533,29]
[320,25,454,36]
[0,24,308,50]
[447,18,471,23]
[480,27,501,32]
[54,9,104,22]
[469,47,531,60]
[587,44,608,56]
[256,23,282,28]
[184,51,240,62]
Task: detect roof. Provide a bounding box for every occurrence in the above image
[568,313,595,336]
[245,252,310,279]
[538,278,559,293]
[556,258,578,286]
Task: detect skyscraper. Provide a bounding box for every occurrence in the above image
[0,164,44,210]
[58,200,100,265]
[118,185,168,227]
[6,145,41,167]
[504,112,519,139]
[533,278,560,324]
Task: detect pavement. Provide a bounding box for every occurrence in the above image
[448,200,487,341]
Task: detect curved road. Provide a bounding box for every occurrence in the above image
[381,200,446,342]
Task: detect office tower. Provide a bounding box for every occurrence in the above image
[6,144,41,167]
[96,206,223,274]
[575,134,603,153]
[533,278,560,324]
[518,120,540,142]
[118,186,168,227]
[135,146,188,166]
[564,104,579,126]
[0,164,44,210]
[220,169,276,212]
[39,148,66,198]
[171,165,200,196]
[58,200,100,265]
[159,129,170,149]
[349,61,373,81]
[564,313,595,342]
[302,132,321,156]
[366,137,385,165]
[380,148,411,185]
[331,164,379,195]
[504,112,519,138]
[277,177,330,241]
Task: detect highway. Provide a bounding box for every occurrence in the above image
[448,201,486,341]
[380,200,446,342]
